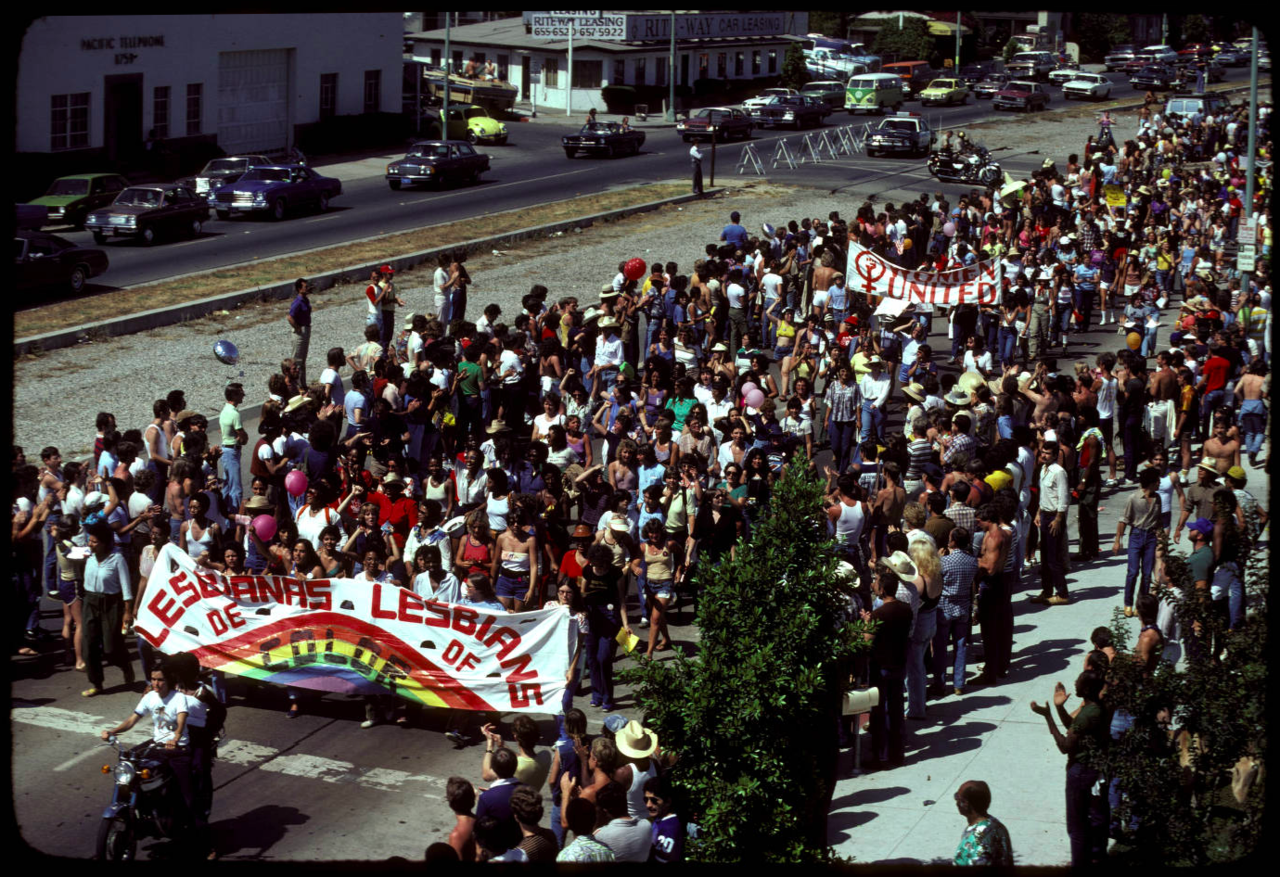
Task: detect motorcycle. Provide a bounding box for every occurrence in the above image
[928,146,1003,187]
[96,735,186,861]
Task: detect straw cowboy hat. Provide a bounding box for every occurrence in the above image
[486,420,511,434]
[957,371,988,395]
[903,382,926,402]
[881,550,919,582]
[615,720,659,759]
[944,389,971,407]
[1196,457,1221,475]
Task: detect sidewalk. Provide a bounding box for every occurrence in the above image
[827,461,1270,865]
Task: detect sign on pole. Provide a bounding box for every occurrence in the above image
[531,11,625,39]
[1237,217,1257,246]
[1237,244,1256,273]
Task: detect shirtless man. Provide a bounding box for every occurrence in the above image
[1201,417,1241,475]
[973,503,1012,684]
[1147,350,1180,449]
[1233,359,1268,466]
[870,461,907,563]
[1020,363,1058,426]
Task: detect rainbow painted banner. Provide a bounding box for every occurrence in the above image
[135,545,572,713]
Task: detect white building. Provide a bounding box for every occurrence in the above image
[16,14,403,161]
[406,11,810,114]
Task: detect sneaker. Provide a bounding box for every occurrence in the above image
[1046,595,1071,605]
[444,730,466,745]
[360,719,380,729]
[1103,478,1119,488]
[639,618,649,628]
[1028,594,1050,604]
[953,687,965,696]
[82,687,100,697]
[1124,605,1134,617]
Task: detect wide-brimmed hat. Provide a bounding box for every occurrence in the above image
[608,515,631,533]
[944,389,971,406]
[174,408,198,424]
[244,495,273,511]
[711,342,728,352]
[283,395,311,414]
[958,371,987,394]
[598,316,620,329]
[382,472,406,490]
[1137,185,1154,196]
[881,550,919,582]
[571,523,593,540]
[615,720,659,759]
[903,382,926,402]
[1196,457,1220,474]
[486,420,511,434]
[582,306,602,324]
[867,355,884,367]
[600,283,615,295]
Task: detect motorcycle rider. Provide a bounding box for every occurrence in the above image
[100,660,212,858]
[171,652,225,842]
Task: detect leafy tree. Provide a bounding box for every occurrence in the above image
[871,16,934,62]
[1074,13,1132,63]
[809,11,851,42]
[1084,533,1267,865]
[1002,38,1020,63]
[781,41,810,89]
[1180,14,1212,45]
[620,465,870,862]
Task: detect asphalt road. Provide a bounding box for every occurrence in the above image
[31,67,1257,300]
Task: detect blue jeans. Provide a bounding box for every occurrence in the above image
[220,444,243,511]
[860,401,885,444]
[1241,399,1266,455]
[1213,562,1245,629]
[1124,527,1156,606]
[1200,388,1225,437]
[1066,762,1109,867]
[1121,417,1143,482]
[42,516,61,598]
[1074,286,1095,333]
[932,614,969,690]
[869,664,905,764]
[585,605,621,709]
[998,326,1018,368]
[15,546,41,633]
[906,606,937,718]
[829,419,857,474]
[1140,325,1158,357]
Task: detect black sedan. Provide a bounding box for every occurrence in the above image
[677,107,754,142]
[386,140,490,189]
[1130,65,1179,90]
[175,154,271,199]
[84,185,210,245]
[562,122,645,158]
[15,229,109,294]
[972,73,1011,99]
[755,95,829,128]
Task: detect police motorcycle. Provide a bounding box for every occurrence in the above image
[96,734,187,860]
[928,137,1002,187]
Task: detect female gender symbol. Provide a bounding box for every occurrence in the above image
[853,250,888,294]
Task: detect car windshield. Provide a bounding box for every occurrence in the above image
[928,80,956,89]
[409,144,451,158]
[45,179,89,196]
[240,168,291,182]
[114,188,162,207]
[582,123,617,134]
[203,159,247,173]
[693,109,723,120]
[464,107,489,120]
[879,120,915,132]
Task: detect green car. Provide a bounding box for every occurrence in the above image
[918,78,969,106]
[26,173,131,229]
[428,104,508,145]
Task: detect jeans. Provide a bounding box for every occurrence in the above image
[829,419,857,474]
[998,326,1018,368]
[1077,483,1100,557]
[1241,399,1266,455]
[15,545,41,633]
[869,664,905,764]
[1038,518,1069,599]
[1212,562,1246,630]
[378,312,395,352]
[860,401,885,444]
[1074,287,1095,333]
[220,444,243,511]
[728,308,749,356]
[1200,388,1225,438]
[1053,304,1072,343]
[1065,762,1109,867]
[977,573,1013,676]
[1121,416,1143,482]
[1141,325,1158,358]
[1124,527,1156,606]
[932,614,969,689]
[42,516,61,599]
[585,604,621,709]
[906,606,937,717]
[1026,306,1050,360]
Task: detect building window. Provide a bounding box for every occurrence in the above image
[752,50,761,75]
[452,50,463,73]
[186,83,202,136]
[497,54,509,80]
[634,57,646,85]
[613,58,625,85]
[50,92,90,151]
[320,73,337,120]
[544,58,559,88]
[698,54,709,79]
[656,56,667,86]
[572,59,603,89]
[364,70,381,113]
[430,48,441,67]
[735,52,744,76]
[717,53,727,78]
[768,49,777,73]
[153,86,169,139]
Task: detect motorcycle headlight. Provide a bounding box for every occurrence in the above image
[114,762,136,785]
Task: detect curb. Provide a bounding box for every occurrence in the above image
[15,186,724,357]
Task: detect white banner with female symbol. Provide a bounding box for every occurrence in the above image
[846,242,1002,306]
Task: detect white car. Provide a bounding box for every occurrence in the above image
[1062,72,1113,101]
[1141,44,1178,64]
[1047,65,1083,86]
[742,88,798,111]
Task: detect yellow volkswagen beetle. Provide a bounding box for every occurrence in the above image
[918,78,969,107]
[433,104,508,145]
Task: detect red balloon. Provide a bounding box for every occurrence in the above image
[623,258,647,281]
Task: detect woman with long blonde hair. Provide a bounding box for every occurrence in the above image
[906,540,943,720]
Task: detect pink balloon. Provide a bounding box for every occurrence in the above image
[251,514,278,543]
[943,222,956,237]
[740,381,758,396]
[285,469,309,497]
[744,388,765,409]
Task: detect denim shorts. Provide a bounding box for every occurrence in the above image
[644,580,675,602]
[496,571,530,599]
[56,578,79,605]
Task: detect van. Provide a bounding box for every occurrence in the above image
[1165,93,1231,119]
[845,72,905,114]
[880,61,936,98]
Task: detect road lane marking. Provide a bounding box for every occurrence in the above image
[257,754,445,798]
[10,703,152,770]
[398,168,598,207]
[171,236,218,247]
[303,214,343,223]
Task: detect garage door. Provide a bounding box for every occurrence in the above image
[217,49,292,156]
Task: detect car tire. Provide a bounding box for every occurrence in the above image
[564,149,576,159]
[189,218,202,239]
[139,225,155,246]
[92,231,107,245]
[271,199,286,221]
[216,210,231,221]
[607,144,617,158]
[467,131,477,144]
[318,192,329,212]
[69,265,88,294]
[388,180,402,190]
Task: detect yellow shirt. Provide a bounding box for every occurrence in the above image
[985,470,1013,493]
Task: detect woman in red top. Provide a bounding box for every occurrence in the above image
[373,473,417,551]
[455,510,494,579]
[557,524,593,584]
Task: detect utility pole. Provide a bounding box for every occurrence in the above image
[567,19,574,117]
[442,12,450,138]
[1162,13,1168,46]
[955,11,961,72]
[666,11,676,122]
[1241,26,1259,295]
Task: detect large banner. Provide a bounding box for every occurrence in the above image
[135,545,571,713]
[846,241,1002,306]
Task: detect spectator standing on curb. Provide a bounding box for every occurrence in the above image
[690,142,703,196]
[286,278,312,386]
[953,779,1014,865]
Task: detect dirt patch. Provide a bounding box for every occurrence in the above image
[14,181,691,339]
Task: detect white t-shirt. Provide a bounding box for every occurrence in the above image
[320,367,346,408]
[498,349,523,385]
[134,689,193,747]
[595,334,623,367]
[761,272,782,302]
[726,282,746,308]
[963,350,993,374]
[413,571,463,604]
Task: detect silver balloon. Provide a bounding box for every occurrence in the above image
[214,339,239,365]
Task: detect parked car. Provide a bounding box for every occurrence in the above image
[865,113,935,157]
[1141,44,1179,64]
[562,122,645,158]
[755,94,828,128]
[84,185,210,245]
[175,155,271,199]
[742,87,798,111]
[676,107,753,142]
[918,78,969,106]
[1131,64,1179,90]
[1123,56,1154,76]
[1259,51,1271,71]
[210,165,342,220]
[799,80,848,111]
[993,80,1050,112]
[1061,72,1113,101]
[881,61,937,98]
[972,73,1012,99]
[25,173,130,229]
[1104,44,1138,71]
[385,140,489,189]
[15,229,109,293]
